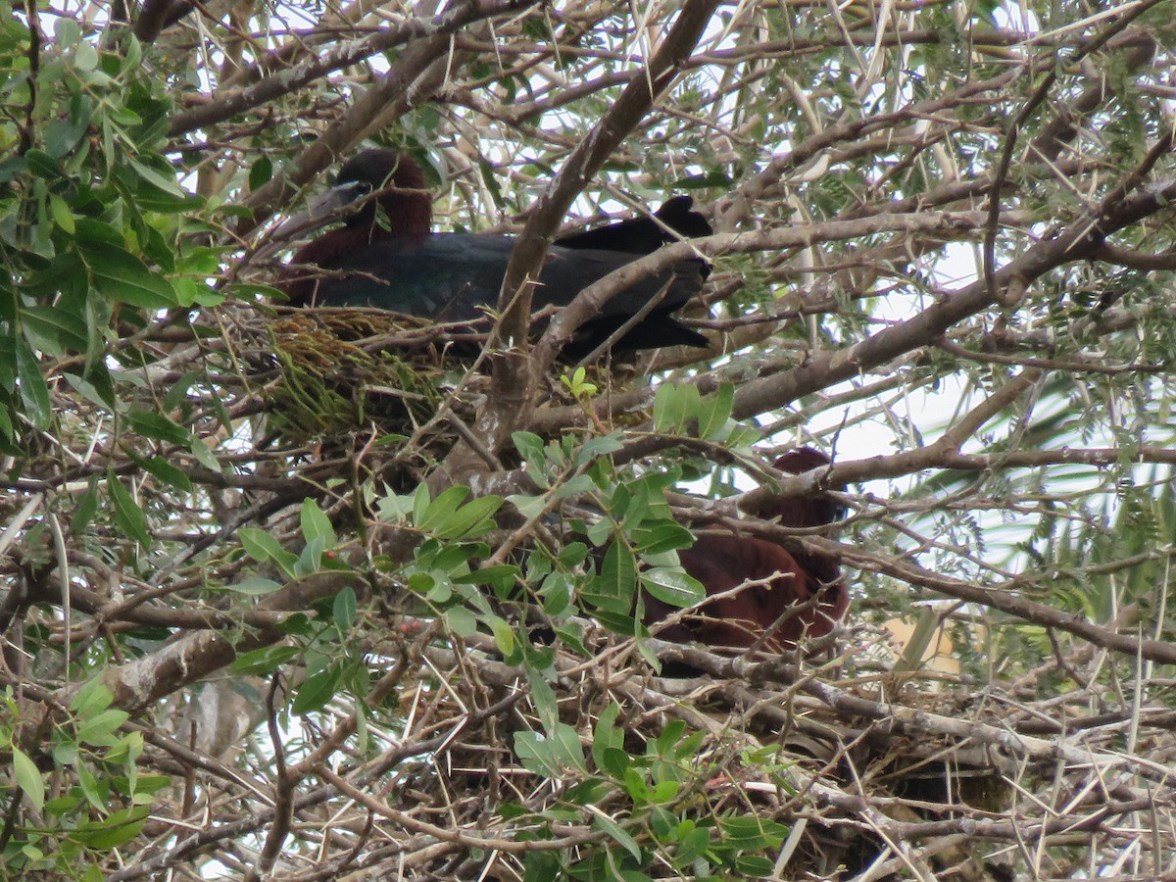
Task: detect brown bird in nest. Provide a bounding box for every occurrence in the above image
[646,447,848,651]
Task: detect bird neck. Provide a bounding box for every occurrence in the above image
[290,226,429,268]
[373,179,432,237]
[363,155,432,237]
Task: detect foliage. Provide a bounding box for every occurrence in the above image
[2,0,1176,879]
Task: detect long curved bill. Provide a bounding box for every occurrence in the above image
[254,179,368,262]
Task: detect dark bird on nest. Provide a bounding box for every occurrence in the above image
[271,148,713,361]
[647,447,849,651]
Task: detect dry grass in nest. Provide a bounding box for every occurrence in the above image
[261,310,465,441]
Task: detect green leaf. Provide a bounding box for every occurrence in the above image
[719,816,788,848]
[225,577,284,597]
[47,192,76,233]
[412,486,504,540]
[44,108,91,159]
[15,337,51,428]
[551,620,587,655]
[238,527,298,578]
[653,382,689,433]
[529,673,559,732]
[644,779,680,805]
[131,454,193,491]
[434,494,504,540]
[586,517,614,547]
[428,542,482,575]
[108,474,151,546]
[188,435,222,472]
[641,567,704,609]
[0,337,15,390]
[634,522,694,555]
[507,492,547,520]
[83,243,177,309]
[64,370,116,412]
[44,792,82,816]
[541,572,572,616]
[74,217,123,246]
[129,774,170,801]
[12,747,44,811]
[55,16,81,45]
[127,156,185,197]
[232,645,300,675]
[648,806,676,838]
[513,431,550,486]
[591,703,625,775]
[77,708,131,747]
[548,547,582,575]
[514,731,561,778]
[126,409,191,446]
[488,615,516,656]
[249,156,273,191]
[551,473,598,502]
[300,497,335,546]
[417,485,468,530]
[0,405,14,451]
[298,536,326,577]
[697,383,735,440]
[523,851,562,882]
[575,433,624,466]
[454,563,518,590]
[78,760,106,812]
[74,42,98,72]
[551,723,587,773]
[599,746,632,780]
[591,809,642,861]
[278,614,314,636]
[411,482,431,525]
[672,170,735,189]
[22,304,88,354]
[292,665,343,714]
[121,33,142,70]
[71,679,114,716]
[333,586,357,629]
[588,542,637,614]
[562,777,613,808]
[514,724,586,779]
[676,824,711,864]
[654,720,686,757]
[24,149,58,179]
[443,606,477,637]
[73,806,149,848]
[734,855,777,876]
[71,479,100,533]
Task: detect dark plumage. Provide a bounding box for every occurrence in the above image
[277,149,712,360]
[556,195,713,254]
[647,448,848,651]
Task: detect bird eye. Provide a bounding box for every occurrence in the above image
[333,179,372,207]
